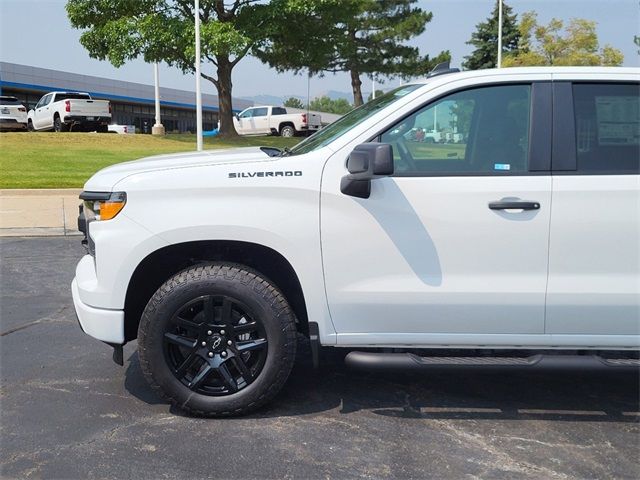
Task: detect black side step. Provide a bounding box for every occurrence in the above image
[345,352,640,372]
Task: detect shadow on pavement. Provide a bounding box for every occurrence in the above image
[124,343,640,423]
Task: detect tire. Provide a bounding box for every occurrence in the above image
[138,262,298,417]
[27,120,34,132]
[280,125,295,137]
[53,116,68,132]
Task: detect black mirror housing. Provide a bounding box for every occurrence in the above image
[346,143,394,176]
[341,143,394,198]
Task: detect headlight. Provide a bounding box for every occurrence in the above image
[80,191,127,221]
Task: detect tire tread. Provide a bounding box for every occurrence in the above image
[137,262,297,417]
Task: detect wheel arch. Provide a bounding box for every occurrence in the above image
[123,240,309,342]
[278,122,295,132]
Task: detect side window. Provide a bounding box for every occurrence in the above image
[252,107,268,117]
[44,94,54,105]
[573,83,639,174]
[272,107,287,115]
[381,84,532,176]
[36,95,49,108]
[239,109,253,119]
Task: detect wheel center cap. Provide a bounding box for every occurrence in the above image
[210,335,224,352]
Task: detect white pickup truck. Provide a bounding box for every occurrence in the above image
[27,91,111,132]
[234,106,321,137]
[72,66,639,417]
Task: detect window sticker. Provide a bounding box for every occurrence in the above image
[494,163,511,171]
[595,96,640,146]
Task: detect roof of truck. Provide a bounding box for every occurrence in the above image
[413,66,640,85]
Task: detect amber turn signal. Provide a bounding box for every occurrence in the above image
[99,200,126,220]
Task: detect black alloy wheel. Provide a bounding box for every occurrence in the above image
[138,263,297,417]
[163,294,268,395]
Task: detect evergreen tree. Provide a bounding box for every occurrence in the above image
[463,0,520,70]
[255,0,449,107]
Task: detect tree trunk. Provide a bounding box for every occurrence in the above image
[350,69,364,107]
[215,56,238,138]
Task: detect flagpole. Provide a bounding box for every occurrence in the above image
[152,63,164,135]
[497,0,503,68]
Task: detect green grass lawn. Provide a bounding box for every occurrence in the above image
[0,132,301,188]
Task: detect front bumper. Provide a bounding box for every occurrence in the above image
[72,277,125,344]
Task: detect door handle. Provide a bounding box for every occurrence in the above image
[488,201,540,210]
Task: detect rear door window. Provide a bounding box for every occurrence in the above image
[573,83,639,174]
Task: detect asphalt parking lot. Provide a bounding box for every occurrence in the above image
[1,236,639,479]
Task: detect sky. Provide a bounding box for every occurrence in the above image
[1,0,638,101]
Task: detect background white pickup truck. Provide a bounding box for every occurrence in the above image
[234,106,321,137]
[27,91,111,132]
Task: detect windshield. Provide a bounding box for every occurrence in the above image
[287,84,422,155]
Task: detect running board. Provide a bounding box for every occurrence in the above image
[345,352,640,372]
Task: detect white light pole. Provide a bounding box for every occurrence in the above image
[152,63,165,135]
[497,0,503,68]
[372,78,376,100]
[194,0,203,151]
[307,69,311,120]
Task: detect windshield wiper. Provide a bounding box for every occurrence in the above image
[280,147,291,157]
[259,146,282,157]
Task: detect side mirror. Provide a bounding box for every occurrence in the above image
[340,143,394,198]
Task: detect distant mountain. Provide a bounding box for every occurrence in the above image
[239,94,288,106]
[319,90,354,101]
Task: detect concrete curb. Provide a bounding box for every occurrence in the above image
[0,189,83,237]
[0,189,83,196]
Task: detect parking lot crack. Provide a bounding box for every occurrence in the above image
[434,420,570,479]
[0,306,69,336]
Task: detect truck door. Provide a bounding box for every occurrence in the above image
[321,82,553,344]
[235,108,253,134]
[250,107,270,134]
[34,94,52,130]
[546,81,640,336]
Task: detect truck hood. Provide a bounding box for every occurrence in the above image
[84,147,275,191]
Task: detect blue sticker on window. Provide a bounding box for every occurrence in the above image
[494,163,511,171]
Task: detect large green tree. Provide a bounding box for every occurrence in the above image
[66,0,268,137]
[463,0,520,70]
[255,0,449,107]
[503,12,624,66]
